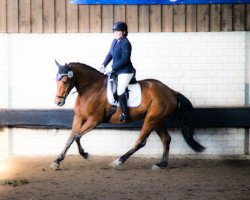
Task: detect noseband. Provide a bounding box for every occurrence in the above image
[56,95,67,100]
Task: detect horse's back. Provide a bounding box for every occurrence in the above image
[138,79,177,117]
[138,78,176,98]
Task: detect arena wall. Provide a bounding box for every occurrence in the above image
[0,31,249,157]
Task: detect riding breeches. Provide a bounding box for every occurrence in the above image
[117,73,134,95]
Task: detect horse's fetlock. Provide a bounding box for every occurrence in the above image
[57,154,65,161]
[139,140,146,148]
[119,157,125,163]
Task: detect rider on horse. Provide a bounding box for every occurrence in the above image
[101,22,136,123]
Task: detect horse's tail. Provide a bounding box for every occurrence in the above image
[175,92,205,153]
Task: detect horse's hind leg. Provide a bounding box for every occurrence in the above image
[152,125,171,171]
[109,122,153,169]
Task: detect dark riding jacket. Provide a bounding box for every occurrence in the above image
[103,37,135,75]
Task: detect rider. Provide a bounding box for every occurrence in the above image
[101,22,136,123]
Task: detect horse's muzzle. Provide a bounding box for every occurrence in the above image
[55,96,66,107]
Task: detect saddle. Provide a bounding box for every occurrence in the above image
[109,72,137,102]
[106,73,142,107]
[105,73,142,122]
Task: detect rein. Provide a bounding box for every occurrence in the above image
[56,74,102,100]
[77,77,102,93]
[56,95,67,100]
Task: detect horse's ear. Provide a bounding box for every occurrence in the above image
[55,60,62,68]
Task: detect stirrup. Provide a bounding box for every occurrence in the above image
[119,113,128,123]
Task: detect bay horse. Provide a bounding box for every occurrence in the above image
[50,61,205,170]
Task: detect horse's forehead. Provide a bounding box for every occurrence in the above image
[61,75,68,81]
[58,65,69,74]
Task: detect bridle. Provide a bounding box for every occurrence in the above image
[56,71,74,101]
[56,67,103,102]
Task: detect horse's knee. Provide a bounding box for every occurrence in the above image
[74,134,82,141]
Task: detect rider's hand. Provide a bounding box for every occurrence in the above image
[99,65,105,73]
[104,65,112,75]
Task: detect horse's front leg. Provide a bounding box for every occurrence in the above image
[75,135,89,159]
[50,115,84,170]
[50,133,75,170]
[74,116,98,158]
[50,116,98,170]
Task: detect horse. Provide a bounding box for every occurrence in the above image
[50,61,205,170]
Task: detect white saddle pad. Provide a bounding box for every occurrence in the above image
[107,77,142,107]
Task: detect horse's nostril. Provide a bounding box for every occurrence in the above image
[56,100,65,107]
[55,100,61,106]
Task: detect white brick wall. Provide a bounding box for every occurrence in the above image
[3,128,245,156]
[0,32,248,156]
[0,35,9,108]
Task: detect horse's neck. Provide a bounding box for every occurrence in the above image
[72,66,105,94]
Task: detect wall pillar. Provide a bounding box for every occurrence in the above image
[0,34,9,108]
[0,35,11,156]
[245,32,250,154]
[245,32,250,105]
[0,128,10,156]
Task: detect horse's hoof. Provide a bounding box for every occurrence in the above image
[151,165,161,171]
[109,158,123,169]
[152,161,168,171]
[50,162,60,170]
[83,152,89,159]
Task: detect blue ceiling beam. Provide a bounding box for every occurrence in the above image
[71,0,250,5]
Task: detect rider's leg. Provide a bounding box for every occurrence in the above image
[117,73,134,122]
[118,92,128,122]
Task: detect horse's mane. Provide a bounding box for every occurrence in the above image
[68,62,101,75]
[68,62,104,78]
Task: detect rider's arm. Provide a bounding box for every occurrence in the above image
[103,52,112,67]
[102,39,116,67]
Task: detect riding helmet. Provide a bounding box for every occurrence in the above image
[113,22,128,36]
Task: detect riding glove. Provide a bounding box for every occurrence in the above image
[104,65,113,75]
[99,65,105,73]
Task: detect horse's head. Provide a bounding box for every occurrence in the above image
[54,60,74,106]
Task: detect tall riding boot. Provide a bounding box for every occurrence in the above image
[118,92,128,123]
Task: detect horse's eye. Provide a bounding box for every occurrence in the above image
[62,80,68,84]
